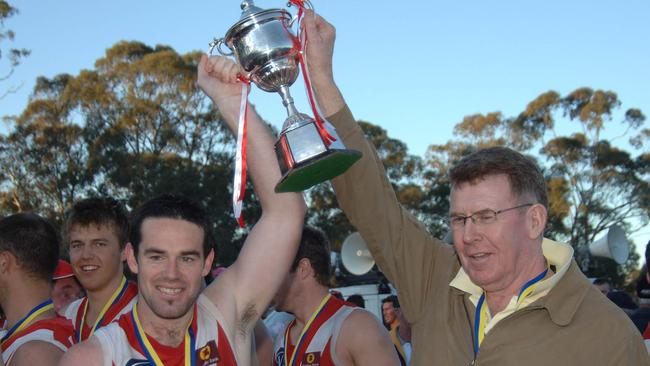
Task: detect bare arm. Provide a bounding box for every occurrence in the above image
[58,338,105,366]
[197,55,306,330]
[336,311,401,366]
[9,341,64,366]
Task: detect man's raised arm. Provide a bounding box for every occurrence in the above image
[197,55,306,329]
[302,11,444,319]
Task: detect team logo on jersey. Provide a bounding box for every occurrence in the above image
[196,340,220,366]
[274,347,285,366]
[125,360,151,366]
[303,351,321,365]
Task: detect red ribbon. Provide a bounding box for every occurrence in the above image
[289,0,336,145]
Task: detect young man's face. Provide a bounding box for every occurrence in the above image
[68,223,125,293]
[382,301,398,325]
[127,217,213,320]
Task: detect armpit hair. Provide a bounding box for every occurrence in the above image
[238,302,258,338]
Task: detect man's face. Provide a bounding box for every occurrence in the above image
[272,267,301,314]
[450,174,539,293]
[51,277,85,312]
[382,301,397,325]
[127,218,213,320]
[68,224,125,293]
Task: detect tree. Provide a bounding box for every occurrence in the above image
[0,41,253,265]
[427,87,649,286]
[0,0,30,99]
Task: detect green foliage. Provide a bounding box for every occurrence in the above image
[0,41,252,265]
[0,1,30,98]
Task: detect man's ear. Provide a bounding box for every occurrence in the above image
[297,258,313,280]
[528,203,548,240]
[202,249,215,277]
[0,251,12,275]
[125,243,139,275]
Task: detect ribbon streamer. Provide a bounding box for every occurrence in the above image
[232,76,250,228]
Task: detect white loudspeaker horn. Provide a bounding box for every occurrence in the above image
[589,225,630,264]
[341,232,375,275]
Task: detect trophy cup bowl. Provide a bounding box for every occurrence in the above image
[212,0,361,192]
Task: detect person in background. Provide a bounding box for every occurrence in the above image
[632,270,650,333]
[0,213,74,365]
[593,277,611,296]
[346,294,365,308]
[272,226,399,365]
[382,295,411,366]
[51,259,85,313]
[61,197,137,343]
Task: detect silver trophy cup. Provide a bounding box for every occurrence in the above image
[210,0,361,193]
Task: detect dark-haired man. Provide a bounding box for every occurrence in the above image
[271,227,398,366]
[61,197,138,343]
[61,55,306,365]
[300,9,649,365]
[0,213,74,365]
[381,296,410,365]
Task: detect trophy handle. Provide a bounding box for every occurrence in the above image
[208,38,233,56]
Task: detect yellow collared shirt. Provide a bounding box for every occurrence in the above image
[449,238,574,335]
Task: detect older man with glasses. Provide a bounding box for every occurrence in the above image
[299,10,649,365]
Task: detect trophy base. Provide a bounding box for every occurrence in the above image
[275,149,362,193]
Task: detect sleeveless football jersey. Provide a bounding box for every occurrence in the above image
[63,279,138,343]
[1,316,74,365]
[273,295,360,366]
[94,294,239,366]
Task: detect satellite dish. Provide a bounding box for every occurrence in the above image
[341,232,375,275]
[589,225,630,264]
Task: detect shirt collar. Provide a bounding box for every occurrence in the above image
[450,238,574,300]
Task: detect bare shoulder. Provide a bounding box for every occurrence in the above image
[337,309,400,366]
[10,341,65,366]
[59,338,104,366]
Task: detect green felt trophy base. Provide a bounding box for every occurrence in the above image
[275,149,362,193]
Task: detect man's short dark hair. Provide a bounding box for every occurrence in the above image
[0,213,59,282]
[64,197,129,249]
[290,226,331,287]
[449,146,548,210]
[593,277,610,286]
[382,295,400,308]
[129,194,215,257]
[347,294,366,308]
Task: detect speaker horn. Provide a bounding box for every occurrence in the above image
[589,224,630,264]
[341,232,375,275]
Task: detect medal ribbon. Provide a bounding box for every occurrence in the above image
[1,299,53,346]
[77,276,129,342]
[284,293,332,366]
[232,76,250,228]
[131,303,197,366]
[288,0,336,145]
[473,268,548,355]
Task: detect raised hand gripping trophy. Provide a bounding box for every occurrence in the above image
[209,0,361,194]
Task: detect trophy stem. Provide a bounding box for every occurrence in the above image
[278,85,301,120]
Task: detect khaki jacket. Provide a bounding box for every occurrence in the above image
[329,105,650,365]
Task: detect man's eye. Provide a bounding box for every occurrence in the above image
[181,256,195,263]
[475,212,495,222]
[450,216,465,225]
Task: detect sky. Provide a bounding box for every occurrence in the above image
[1,0,649,256]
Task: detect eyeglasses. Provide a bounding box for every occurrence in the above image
[448,203,534,228]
